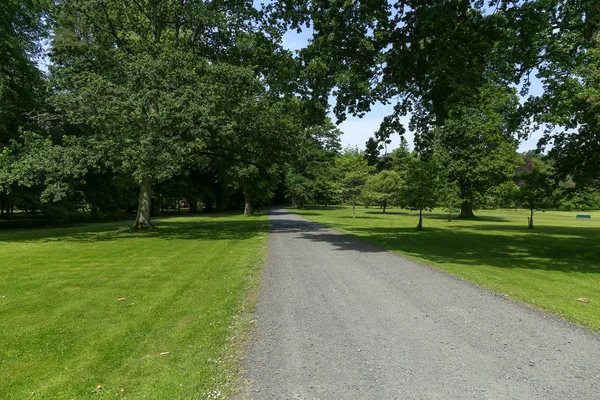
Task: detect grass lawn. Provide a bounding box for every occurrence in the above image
[292,206,600,332]
[0,213,268,399]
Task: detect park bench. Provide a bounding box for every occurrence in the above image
[576,214,591,219]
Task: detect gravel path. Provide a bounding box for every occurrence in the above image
[242,209,600,399]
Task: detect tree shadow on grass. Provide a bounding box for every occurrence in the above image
[347,225,600,274]
[0,214,267,243]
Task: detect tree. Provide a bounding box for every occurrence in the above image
[517,160,555,229]
[400,157,439,230]
[362,170,402,213]
[284,121,342,208]
[364,137,381,167]
[335,148,373,217]
[0,0,50,218]
[435,85,523,218]
[438,180,461,222]
[44,0,308,227]
[0,0,49,146]
[531,0,600,187]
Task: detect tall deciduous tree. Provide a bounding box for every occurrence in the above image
[0,0,50,218]
[532,0,600,187]
[435,84,522,218]
[46,0,306,227]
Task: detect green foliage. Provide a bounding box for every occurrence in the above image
[557,187,600,212]
[438,180,461,221]
[284,121,341,208]
[399,156,439,229]
[517,159,556,228]
[435,84,522,216]
[483,181,520,210]
[532,0,600,186]
[334,147,374,215]
[363,137,381,167]
[362,170,402,212]
[0,0,49,146]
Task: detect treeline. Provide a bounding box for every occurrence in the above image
[1,1,598,229]
[288,141,600,229]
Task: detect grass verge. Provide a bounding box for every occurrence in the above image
[292,206,600,332]
[0,213,268,399]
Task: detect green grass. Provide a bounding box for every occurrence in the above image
[292,206,600,331]
[0,213,268,399]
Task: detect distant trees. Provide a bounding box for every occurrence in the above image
[335,148,374,217]
[2,0,600,227]
[363,170,402,214]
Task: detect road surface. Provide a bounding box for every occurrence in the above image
[242,209,600,399]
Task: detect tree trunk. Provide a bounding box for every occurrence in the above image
[297,197,305,209]
[458,202,476,219]
[244,192,253,216]
[189,199,198,213]
[352,199,356,218]
[0,200,4,220]
[203,197,214,213]
[528,210,534,229]
[291,195,298,208]
[416,208,423,230]
[133,176,153,230]
[382,200,387,214]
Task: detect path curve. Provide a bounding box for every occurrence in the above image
[243,209,600,399]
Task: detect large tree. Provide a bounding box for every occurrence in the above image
[0,0,50,219]
[531,0,600,187]
[435,84,523,218]
[43,0,307,228]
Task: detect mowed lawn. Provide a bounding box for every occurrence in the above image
[0,214,268,399]
[293,206,600,331]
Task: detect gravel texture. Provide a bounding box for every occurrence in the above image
[242,209,600,399]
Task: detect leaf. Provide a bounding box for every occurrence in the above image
[576,297,590,303]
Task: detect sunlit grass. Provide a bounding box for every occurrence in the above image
[0,213,268,399]
[293,206,600,331]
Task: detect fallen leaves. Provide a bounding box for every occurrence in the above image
[118,298,127,301]
[159,352,170,356]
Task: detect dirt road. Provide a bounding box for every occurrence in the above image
[243,209,600,399]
